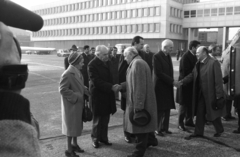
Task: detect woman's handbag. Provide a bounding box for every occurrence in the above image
[82,100,93,122]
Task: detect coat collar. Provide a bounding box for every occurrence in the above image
[129,55,141,68]
[95,56,109,68]
[67,65,83,84]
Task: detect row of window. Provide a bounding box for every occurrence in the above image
[34,0,149,15]
[32,23,161,37]
[170,7,183,18]
[170,23,183,34]
[184,6,240,18]
[172,0,199,4]
[44,7,161,26]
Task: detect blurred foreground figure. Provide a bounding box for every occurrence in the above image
[0,22,41,157]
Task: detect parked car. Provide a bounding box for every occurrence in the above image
[57,49,70,57]
[35,51,50,55]
[26,50,37,54]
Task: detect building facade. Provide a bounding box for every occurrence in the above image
[31,0,200,52]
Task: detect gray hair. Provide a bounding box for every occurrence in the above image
[162,39,173,50]
[124,47,138,56]
[95,45,109,56]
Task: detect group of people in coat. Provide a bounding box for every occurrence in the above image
[59,35,237,157]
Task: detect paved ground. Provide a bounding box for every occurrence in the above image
[21,54,240,157]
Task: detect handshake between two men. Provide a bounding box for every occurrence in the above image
[173,80,183,88]
[111,84,122,93]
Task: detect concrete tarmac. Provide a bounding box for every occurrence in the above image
[40,108,240,157]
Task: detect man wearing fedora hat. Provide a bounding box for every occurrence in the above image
[120,47,158,157]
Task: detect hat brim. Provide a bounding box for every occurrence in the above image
[129,109,151,127]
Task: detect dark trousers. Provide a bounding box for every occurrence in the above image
[157,109,170,132]
[195,95,224,135]
[224,99,233,118]
[178,104,194,126]
[132,132,157,157]
[237,108,240,131]
[91,114,110,142]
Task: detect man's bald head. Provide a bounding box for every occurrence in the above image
[95,45,109,62]
[196,46,208,61]
[0,22,21,67]
[162,39,174,54]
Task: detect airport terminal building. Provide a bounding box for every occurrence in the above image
[31,0,240,52]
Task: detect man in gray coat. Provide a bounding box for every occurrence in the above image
[120,47,158,157]
[182,46,225,140]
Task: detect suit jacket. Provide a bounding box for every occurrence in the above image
[145,51,154,73]
[153,51,175,110]
[182,56,226,121]
[109,54,121,84]
[88,57,117,116]
[176,50,197,106]
[80,53,95,87]
[122,56,157,134]
[118,54,129,111]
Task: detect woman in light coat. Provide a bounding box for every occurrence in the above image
[59,51,90,157]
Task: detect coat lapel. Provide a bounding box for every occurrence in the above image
[159,51,173,76]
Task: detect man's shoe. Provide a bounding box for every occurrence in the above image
[92,141,100,148]
[65,150,79,157]
[184,134,203,140]
[185,123,195,127]
[71,145,84,153]
[124,137,132,143]
[213,133,222,137]
[164,130,172,134]
[233,129,240,134]
[228,116,236,120]
[155,131,164,137]
[147,138,158,147]
[99,140,112,146]
[178,125,186,131]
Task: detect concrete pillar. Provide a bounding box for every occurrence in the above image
[222,27,229,51]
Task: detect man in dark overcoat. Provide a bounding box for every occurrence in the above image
[153,39,176,136]
[176,40,200,131]
[183,46,225,139]
[88,45,118,148]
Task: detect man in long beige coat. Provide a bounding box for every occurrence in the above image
[120,47,158,157]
